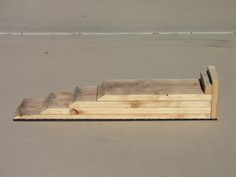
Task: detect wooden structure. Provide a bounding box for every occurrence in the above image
[14,66,220,120]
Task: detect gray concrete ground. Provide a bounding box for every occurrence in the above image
[1,0,236,176]
[0,34,236,177]
[0,0,236,32]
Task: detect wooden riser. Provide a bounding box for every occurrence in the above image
[14,66,220,120]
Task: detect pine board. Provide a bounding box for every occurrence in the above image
[97,79,211,101]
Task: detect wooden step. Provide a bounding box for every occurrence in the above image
[41,92,73,114]
[43,92,72,108]
[16,98,44,116]
[97,79,211,101]
[72,86,97,102]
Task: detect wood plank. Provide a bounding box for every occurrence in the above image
[41,108,71,115]
[14,113,211,120]
[200,71,212,94]
[72,86,97,101]
[43,92,72,108]
[98,94,211,101]
[41,107,211,115]
[207,66,220,118]
[70,100,211,108]
[40,92,72,114]
[97,79,209,101]
[76,108,211,115]
[16,98,44,115]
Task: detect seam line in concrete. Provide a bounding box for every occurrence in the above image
[0,32,235,36]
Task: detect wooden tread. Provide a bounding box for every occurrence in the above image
[97,79,211,101]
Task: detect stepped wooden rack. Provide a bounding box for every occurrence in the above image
[14,66,220,121]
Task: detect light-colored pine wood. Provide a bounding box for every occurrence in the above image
[14,66,219,121]
[16,98,44,115]
[200,71,212,94]
[70,100,211,108]
[207,66,220,118]
[98,94,211,101]
[97,79,210,101]
[75,107,211,115]
[14,113,211,120]
[73,86,97,101]
[41,107,211,115]
[41,108,70,115]
[44,92,72,108]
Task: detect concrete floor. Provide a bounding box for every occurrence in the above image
[0,0,236,32]
[0,34,236,177]
[1,0,236,176]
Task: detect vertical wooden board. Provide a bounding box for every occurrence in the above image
[207,66,220,118]
[200,70,212,94]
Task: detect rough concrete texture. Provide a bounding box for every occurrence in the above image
[0,0,236,32]
[0,34,236,177]
[1,0,236,176]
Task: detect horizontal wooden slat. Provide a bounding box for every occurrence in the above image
[70,100,211,108]
[41,107,211,115]
[76,108,211,114]
[98,94,212,101]
[14,113,211,120]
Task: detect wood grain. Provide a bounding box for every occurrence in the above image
[16,98,44,115]
[200,71,212,94]
[97,79,210,101]
[15,66,219,120]
[43,92,72,108]
[72,86,97,101]
[207,66,220,118]
[41,107,210,115]
[98,94,211,101]
[14,113,211,120]
[70,100,211,108]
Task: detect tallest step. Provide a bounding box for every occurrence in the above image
[97,79,212,101]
